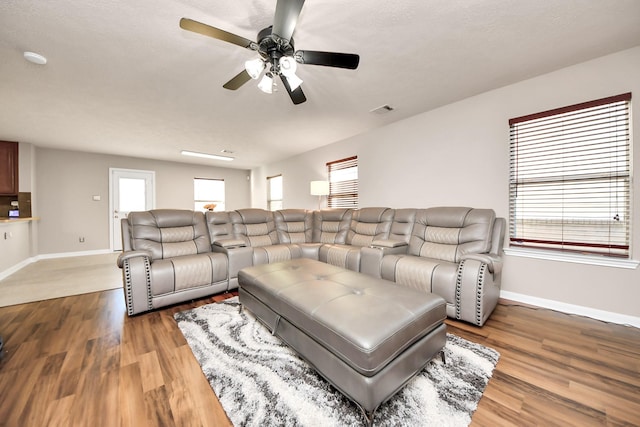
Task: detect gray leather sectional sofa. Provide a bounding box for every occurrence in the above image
[117,206,505,326]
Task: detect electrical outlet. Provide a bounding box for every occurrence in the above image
[79,237,85,243]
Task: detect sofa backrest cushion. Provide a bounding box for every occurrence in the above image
[127,209,211,260]
[408,207,496,262]
[274,209,313,243]
[205,211,234,244]
[389,208,417,243]
[231,208,278,247]
[346,207,394,247]
[312,209,353,244]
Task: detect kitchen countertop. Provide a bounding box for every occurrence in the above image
[0,217,39,223]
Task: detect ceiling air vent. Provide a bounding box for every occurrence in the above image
[370,105,395,114]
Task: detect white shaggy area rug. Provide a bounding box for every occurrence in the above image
[175,297,499,427]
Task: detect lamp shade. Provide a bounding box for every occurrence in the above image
[279,56,303,90]
[283,73,303,91]
[279,56,297,74]
[310,181,330,196]
[245,58,265,79]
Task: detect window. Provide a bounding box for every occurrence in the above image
[267,174,283,211]
[509,93,631,258]
[327,156,358,208]
[194,178,225,211]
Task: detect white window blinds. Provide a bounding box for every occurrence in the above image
[327,156,358,208]
[509,93,631,258]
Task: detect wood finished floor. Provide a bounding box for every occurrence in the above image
[0,288,639,426]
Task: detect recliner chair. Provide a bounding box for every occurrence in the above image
[117,209,228,315]
[377,207,505,326]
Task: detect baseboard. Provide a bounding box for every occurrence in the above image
[35,249,113,260]
[0,249,114,281]
[0,258,35,281]
[500,290,640,328]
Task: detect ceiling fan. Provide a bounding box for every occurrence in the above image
[179,0,360,105]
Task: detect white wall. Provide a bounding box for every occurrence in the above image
[18,142,36,194]
[252,46,640,320]
[0,221,33,276]
[35,147,251,254]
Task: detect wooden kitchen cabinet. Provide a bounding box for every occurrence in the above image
[0,141,19,195]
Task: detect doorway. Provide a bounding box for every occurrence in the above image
[109,168,155,251]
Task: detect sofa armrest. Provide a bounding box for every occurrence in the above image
[117,250,152,268]
[211,245,253,289]
[360,244,409,278]
[456,256,502,326]
[213,238,246,249]
[460,253,502,275]
[117,251,153,316]
[371,239,408,249]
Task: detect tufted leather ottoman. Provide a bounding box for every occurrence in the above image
[238,258,446,425]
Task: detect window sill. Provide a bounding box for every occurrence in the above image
[503,247,639,270]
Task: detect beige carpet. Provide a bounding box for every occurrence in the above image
[0,253,122,307]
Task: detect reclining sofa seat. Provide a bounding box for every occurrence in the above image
[117,209,228,315]
[318,207,393,271]
[229,208,353,264]
[204,208,349,291]
[231,208,305,265]
[378,207,505,326]
[359,208,417,277]
[312,208,353,245]
[274,209,318,258]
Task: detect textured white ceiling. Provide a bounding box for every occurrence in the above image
[1,0,639,169]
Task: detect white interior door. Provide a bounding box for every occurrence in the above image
[110,168,155,251]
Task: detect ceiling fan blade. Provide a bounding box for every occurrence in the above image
[296,50,360,69]
[223,70,252,90]
[280,75,306,105]
[272,0,305,41]
[180,18,256,50]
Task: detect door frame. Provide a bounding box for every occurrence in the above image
[109,168,156,251]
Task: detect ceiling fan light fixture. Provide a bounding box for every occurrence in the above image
[284,73,303,91]
[258,73,274,94]
[244,57,265,79]
[279,56,303,90]
[180,0,359,105]
[279,56,297,74]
